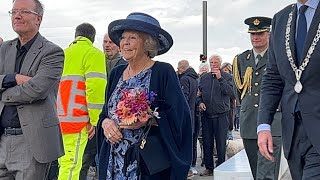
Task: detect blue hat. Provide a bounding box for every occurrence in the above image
[108,12,173,55]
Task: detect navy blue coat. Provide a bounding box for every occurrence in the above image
[258,3,320,158]
[97,61,192,179]
[199,71,235,117]
[178,67,198,132]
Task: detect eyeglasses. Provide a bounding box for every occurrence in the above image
[8,9,39,17]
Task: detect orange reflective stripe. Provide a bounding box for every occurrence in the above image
[77,81,86,90]
[57,75,89,133]
[75,94,86,107]
[57,80,73,117]
[60,122,88,134]
[72,108,88,117]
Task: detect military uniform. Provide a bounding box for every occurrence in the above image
[233,16,282,180]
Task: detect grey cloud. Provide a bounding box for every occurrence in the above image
[0,0,294,71]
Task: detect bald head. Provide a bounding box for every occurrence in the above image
[103,33,120,60]
[177,60,190,74]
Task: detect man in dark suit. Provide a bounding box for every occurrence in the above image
[0,0,64,179]
[233,17,282,179]
[258,0,320,179]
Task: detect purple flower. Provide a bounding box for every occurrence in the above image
[148,91,157,102]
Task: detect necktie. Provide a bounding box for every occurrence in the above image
[296,5,308,65]
[256,54,262,65]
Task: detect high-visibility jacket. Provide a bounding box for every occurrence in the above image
[57,36,107,134]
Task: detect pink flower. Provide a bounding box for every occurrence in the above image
[138,113,149,123]
[115,88,159,125]
[117,101,125,109]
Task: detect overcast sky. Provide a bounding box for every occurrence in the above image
[0,0,295,71]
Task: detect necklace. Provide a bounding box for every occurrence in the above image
[285,5,320,93]
[127,61,149,79]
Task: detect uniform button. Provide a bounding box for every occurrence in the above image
[255,82,259,86]
[254,104,259,108]
[255,72,259,76]
[254,93,259,97]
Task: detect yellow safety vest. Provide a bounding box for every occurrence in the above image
[57,36,107,134]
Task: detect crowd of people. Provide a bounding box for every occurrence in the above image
[1,0,320,180]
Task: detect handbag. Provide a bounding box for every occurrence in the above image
[123,118,170,176]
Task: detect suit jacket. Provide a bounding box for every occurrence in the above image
[258,3,320,158]
[235,50,281,139]
[0,34,65,163]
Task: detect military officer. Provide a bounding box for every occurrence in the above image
[233,16,282,180]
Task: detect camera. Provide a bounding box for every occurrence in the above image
[200,54,207,63]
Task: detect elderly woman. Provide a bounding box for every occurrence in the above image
[96,12,192,180]
[198,63,210,77]
[220,62,232,74]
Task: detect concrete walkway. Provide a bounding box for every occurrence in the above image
[189,130,292,180]
[87,130,292,180]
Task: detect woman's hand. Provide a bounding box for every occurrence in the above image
[102,118,123,144]
[119,120,148,130]
[199,103,206,112]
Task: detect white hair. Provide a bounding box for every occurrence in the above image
[209,54,222,64]
[199,62,209,69]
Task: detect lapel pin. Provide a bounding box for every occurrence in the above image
[246,53,251,60]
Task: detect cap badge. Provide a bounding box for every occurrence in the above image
[253,19,260,26]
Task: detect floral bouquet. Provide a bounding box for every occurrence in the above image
[115,88,159,125]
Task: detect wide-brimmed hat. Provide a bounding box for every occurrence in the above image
[108,12,173,55]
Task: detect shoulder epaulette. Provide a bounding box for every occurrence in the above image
[237,49,251,61]
[232,50,253,99]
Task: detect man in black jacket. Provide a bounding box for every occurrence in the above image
[177,60,199,176]
[198,54,235,176]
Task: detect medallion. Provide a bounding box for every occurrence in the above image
[294,81,303,93]
[285,6,320,93]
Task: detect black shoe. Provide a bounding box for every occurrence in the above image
[187,170,194,179]
[200,169,213,176]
